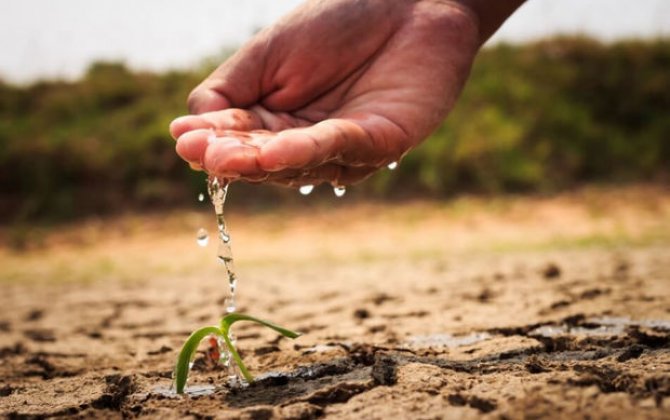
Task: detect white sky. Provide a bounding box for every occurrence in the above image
[1,0,669,84]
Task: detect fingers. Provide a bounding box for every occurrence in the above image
[175,116,403,183]
[175,117,375,173]
[173,111,409,190]
[175,129,272,176]
[175,129,210,165]
[169,109,264,140]
[175,127,379,185]
[257,118,383,172]
[203,138,263,178]
[169,106,314,141]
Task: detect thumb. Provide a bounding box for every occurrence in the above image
[187,41,267,114]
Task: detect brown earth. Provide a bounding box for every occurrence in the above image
[1,184,670,419]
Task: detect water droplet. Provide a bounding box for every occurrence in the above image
[387,161,398,170]
[207,131,217,144]
[198,193,205,202]
[333,186,346,197]
[299,184,314,196]
[196,228,209,247]
[215,336,231,366]
[225,297,236,313]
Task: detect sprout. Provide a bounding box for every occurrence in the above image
[174,312,301,393]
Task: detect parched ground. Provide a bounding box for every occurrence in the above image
[1,184,669,419]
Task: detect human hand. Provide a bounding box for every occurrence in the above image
[169,0,481,187]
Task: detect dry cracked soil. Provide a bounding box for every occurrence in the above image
[1,185,669,419]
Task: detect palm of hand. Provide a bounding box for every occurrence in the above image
[170,0,479,186]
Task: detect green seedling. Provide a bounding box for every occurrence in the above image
[174,312,301,393]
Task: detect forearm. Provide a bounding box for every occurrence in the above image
[451,0,526,45]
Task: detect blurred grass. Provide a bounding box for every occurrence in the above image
[2,184,669,284]
[1,36,669,224]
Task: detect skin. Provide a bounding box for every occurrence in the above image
[169,0,525,187]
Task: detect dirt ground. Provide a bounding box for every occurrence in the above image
[1,184,670,419]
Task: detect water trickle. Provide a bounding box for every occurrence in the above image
[196,228,209,247]
[206,177,237,313]
[216,336,231,366]
[299,184,314,196]
[153,384,216,398]
[205,176,240,376]
[333,186,346,197]
[387,161,398,170]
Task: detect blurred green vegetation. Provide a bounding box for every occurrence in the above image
[1,37,669,224]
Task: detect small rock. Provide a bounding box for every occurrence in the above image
[147,345,172,355]
[25,310,44,322]
[371,354,397,386]
[353,308,370,320]
[542,263,561,279]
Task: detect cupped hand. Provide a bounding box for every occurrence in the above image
[169,0,480,187]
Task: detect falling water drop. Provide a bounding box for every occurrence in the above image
[299,184,314,196]
[198,193,205,202]
[196,228,209,247]
[216,336,231,366]
[387,161,398,170]
[225,297,237,313]
[333,186,346,197]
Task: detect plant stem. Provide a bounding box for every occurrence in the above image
[219,327,255,383]
[174,325,221,394]
[219,313,302,384]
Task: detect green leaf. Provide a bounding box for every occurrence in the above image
[174,313,302,393]
[219,313,302,384]
[174,325,221,394]
[220,313,302,339]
